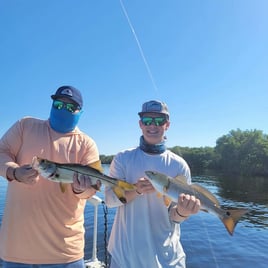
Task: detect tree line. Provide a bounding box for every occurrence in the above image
[100,129,268,177]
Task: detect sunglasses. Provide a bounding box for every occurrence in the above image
[141,116,167,126]
[53,100,80,113]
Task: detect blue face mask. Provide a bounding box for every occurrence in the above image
[49,105,82,133]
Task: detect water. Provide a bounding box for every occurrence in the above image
[1,167,268,268]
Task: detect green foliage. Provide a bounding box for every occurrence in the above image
[215,129,268,176]
[100,154,114,164]
[169,146,216,174]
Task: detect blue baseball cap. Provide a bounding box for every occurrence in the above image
[51,85,83,108]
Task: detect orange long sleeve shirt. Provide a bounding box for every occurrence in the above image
[0,116,99,264]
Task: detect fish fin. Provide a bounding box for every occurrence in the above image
[112,181,137,204]
[174,175,188,183]
[191,183,220,207]
[221,208,249,235]
[31,156,38,169]
[163,195,172,207]
[155,192,172,207]
[59,182,68,193]
[89,160,103,173]
[112,186,127,204]
[117,180,136,190]
[157,192,162,198]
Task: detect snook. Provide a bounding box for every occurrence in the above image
[32,156,135,203]
[145,170,249,235]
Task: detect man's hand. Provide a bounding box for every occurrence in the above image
[135,177,155,195]
[72,173,101,194]
[176,193,201,217]
[10,165,39,184]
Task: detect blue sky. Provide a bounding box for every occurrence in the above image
[1,0,267,155]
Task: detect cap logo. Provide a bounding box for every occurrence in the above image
[60,88,73,97]
[147,102,161,112]
[138,100,169,117]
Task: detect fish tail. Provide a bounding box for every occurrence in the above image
[117,180,136,190]
[221,209,249,235]
[112,186,127,204]
[112,181,136,204]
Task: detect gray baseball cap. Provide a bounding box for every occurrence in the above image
[138,100,169,117]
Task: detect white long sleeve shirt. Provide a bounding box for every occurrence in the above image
[105,147,191,268]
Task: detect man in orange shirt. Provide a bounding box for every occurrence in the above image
[0,86,100,268]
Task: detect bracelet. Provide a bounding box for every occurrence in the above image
[72,187,85,194]
[175,208,188,218]
[13,168,17,180]
[13,168,21,182]
[6,167,15,182]
[136,189,142,195]
[6,174,14,182]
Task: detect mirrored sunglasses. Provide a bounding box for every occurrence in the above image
[53,100,80,113]
[141,117,167,126]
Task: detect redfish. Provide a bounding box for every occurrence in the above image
[145,170,249,235]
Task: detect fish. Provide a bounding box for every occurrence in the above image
[32,156,136,203]
[145,170,249,235]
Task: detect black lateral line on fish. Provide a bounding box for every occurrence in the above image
[59,166,118,186]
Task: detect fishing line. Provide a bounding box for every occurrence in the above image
[184,215,219,268]
[194,178,219,267]
[182,181,220,267]
[200,215,220,268]
[119,0,159,95]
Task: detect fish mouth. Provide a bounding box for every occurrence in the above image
[145,170,157,177]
